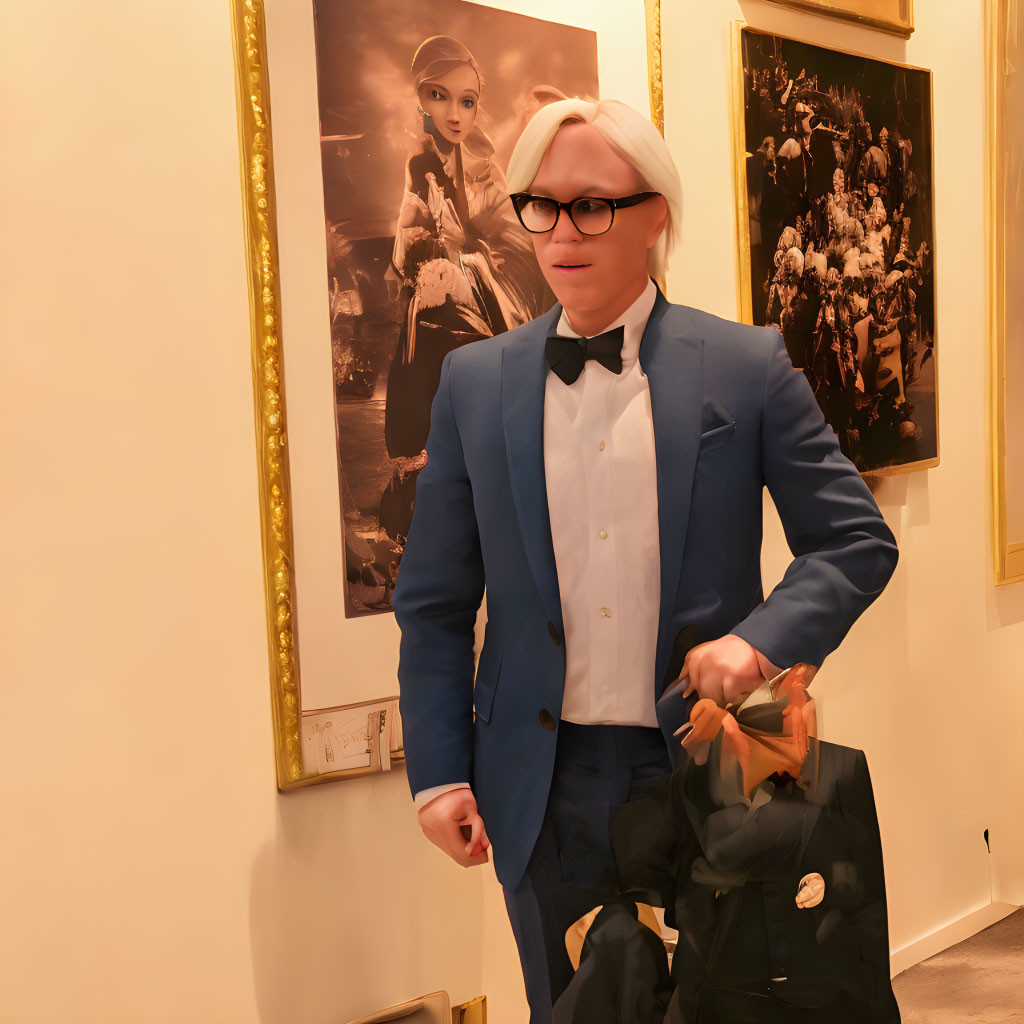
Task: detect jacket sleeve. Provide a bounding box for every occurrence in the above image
[393,352,485,797]
[730,327,899,668]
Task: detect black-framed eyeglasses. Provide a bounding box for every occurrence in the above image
[508,191,661,236]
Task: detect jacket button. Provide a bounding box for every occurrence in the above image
[547,621,563,646]
[538,709,556,731]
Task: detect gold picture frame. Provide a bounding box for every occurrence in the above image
[645,0,664,136]
[761,0,914,39]
[230,0,665,788]
[730,22,938,477]
[231,0,303,787]
[986,0,1024,584]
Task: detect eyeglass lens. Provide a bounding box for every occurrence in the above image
[517,197,614,235]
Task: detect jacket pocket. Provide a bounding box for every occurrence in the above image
[698,420,736,453]
[473,642,503,723]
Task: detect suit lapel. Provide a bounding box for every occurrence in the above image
[501,293,705,647]
[638,292,705,689]
[797,739,826,861]
[502,305,565,632]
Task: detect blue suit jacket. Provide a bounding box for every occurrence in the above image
[393,290,898,890]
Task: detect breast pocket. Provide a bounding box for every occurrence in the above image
[473,642,503,723]
[697,420,736,454]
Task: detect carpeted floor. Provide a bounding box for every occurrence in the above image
[893,910,1024,1023]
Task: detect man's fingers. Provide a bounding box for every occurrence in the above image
[456,814,489,866]
[461,812,487,855]
[420,802,490,867]
[682,651,700,697]
[459,810,489,863]
[427,821,488,867]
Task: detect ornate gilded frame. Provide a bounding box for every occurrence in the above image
[645,0,664,136]
[986,0,1024,584]
[230,0,666,788]
[231,0,303,787]
[761,0,913,38]
[729,21,938,478]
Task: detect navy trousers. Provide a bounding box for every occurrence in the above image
[502,721,673,1024]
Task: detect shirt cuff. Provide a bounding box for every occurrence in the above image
[413,782,472,811]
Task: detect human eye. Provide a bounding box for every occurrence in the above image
[574,199,604,214]
[461,97,476,109]
[430,88,445,100]
[528,197,556,214]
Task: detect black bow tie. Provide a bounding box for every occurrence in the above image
[545,325,625,385]
[766,770,798,790]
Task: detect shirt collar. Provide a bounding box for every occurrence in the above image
[555,277,658,372]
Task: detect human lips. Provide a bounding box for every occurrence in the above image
[551,261,592,276]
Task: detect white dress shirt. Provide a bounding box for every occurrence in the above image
[414,280,661,809]
[544,277,661,727]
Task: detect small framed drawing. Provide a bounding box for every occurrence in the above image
[761,0,914,39]
[732,23,937,476]
[230,0,659,787]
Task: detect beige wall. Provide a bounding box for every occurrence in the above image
[1,1,1021,1023]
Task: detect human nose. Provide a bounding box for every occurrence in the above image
[446,100,461,125]
[549,204,583,242]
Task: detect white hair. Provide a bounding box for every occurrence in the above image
[506,98,682,282]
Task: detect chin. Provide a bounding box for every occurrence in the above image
[545,278,609,310]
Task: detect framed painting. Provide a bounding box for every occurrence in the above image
[761,0,914,39]
[987,0,1024,584]
[732,24,937,476]
[231,0,661,787]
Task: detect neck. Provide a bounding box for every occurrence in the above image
[561,271,651,338]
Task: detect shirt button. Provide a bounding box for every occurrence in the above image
[600,607,612,618]
[598,529,608,540]
[598,440,606,451]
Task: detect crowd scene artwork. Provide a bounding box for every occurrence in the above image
[739,29,937,474]
[312,0,597,615]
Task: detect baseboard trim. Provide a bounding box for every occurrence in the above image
[890,900,1019,977]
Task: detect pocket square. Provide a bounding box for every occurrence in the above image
[698,420,736,453]
[700,396,734,434]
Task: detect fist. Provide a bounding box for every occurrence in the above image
[417,788,490,868]
[680,634,765,708]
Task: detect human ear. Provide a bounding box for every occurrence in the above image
[645,194,669,247]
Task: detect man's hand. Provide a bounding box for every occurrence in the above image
[680,634,765,708]
[417,788,490,868]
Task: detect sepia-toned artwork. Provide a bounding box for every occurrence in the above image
[233,0,654,787]
[762,0,914,38]
[313,0,598,616]
[734,26,936,475]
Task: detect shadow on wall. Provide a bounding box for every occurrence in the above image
[989,572,1024,629]
[248,769,486,1024]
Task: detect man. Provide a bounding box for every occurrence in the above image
[393,98,898,1021]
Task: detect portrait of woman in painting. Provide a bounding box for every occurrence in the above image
[379,35,550,547]
[312,1,597,617]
